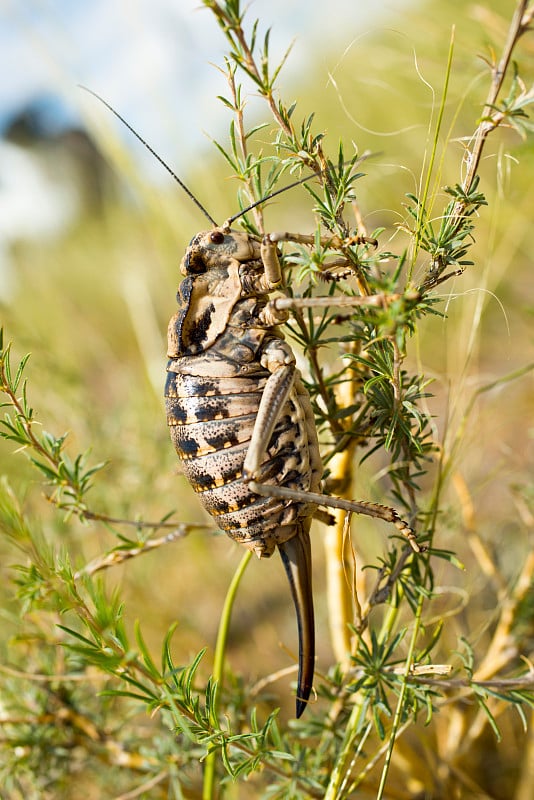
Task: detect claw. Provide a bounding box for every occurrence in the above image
[278,526,315,718]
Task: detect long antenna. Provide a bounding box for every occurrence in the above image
[79,86,217,227]
[224,151,372,227]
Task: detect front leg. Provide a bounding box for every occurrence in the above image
[267,231,378,249]
[259,230,378,292]
[260,234,283,289]
[242,340,296,480]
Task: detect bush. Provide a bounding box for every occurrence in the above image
[1,1,533,798]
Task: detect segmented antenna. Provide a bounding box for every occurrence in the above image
[79,86,217,227]
[225,152,372,226]
[81,86,372,232]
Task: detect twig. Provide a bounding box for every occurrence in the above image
[459,0,532,194]
[73,525,204,579]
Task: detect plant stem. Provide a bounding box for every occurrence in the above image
[459,0,531,196]
[426,0,533,287]
[202,549,252,800]
[324,697,370,800]
[323,366,362,664]
[376,595,424,798]
[410,27,454,278]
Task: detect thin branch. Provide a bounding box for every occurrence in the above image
[73,525,204,579]
[460,0,532,191]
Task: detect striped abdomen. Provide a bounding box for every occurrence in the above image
[164,366,320,557]
[166,235,320,715]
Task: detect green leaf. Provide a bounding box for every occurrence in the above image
[135,619,160,678]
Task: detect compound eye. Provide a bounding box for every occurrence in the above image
[209,230,225,245]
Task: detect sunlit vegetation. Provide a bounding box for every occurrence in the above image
[1,1,533,798]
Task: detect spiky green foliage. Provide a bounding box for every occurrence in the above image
[1,1,534,798]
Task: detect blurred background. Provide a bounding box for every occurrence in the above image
[0,0,533,794]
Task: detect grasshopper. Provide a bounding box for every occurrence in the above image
[165,226,322,717]
[83,89,421,717]
[164,224,421,717]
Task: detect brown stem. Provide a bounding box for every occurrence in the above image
[51,502,212,533]
[459,0,532,195]
[391,338,418,512]
[73,527,197,579]
[208,2,294,138]
[226,66,265,232]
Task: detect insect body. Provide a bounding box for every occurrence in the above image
[165,228,322,717]
[80,88,421,719]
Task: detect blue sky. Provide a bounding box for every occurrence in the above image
[0,0,409,177]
